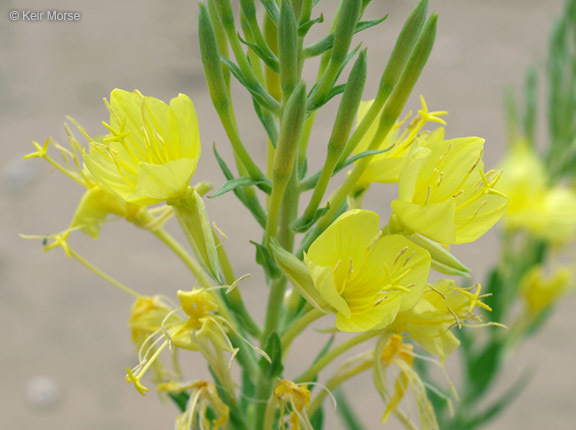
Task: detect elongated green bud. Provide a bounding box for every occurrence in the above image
[308,0,362,108]
[368,13,437,151]
[266,83,307,242]
[269,239,326,310]
[198,2,229,112]
[169,187,220,280]
[330,0,362,64]
[378,0,428,101]
[279,0,300,99]
[339,0,428,162]
[273,82,307,181]
[294,50,367,230]
[327,49,367,156]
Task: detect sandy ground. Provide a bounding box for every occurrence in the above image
[1,0,575,429]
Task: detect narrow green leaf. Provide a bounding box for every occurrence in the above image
[210,176,268,198]
[298,14,324,37]
[238,34,280,73]
[259,332,284,378]
[220,55,280,113]
[310,405,324,428]
[303,16,387,57]
[252,241,282,281]
[291,204,330,232]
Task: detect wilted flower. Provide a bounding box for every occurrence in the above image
[304,209,431,332]
[126,289,237,396]
[374,334,438,429]
[84,89,201,205]
[157,380,229,430]
[391,134,508,244]
[273,380,312,430]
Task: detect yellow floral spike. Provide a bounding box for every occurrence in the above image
[274,380,313,430]
[521,266,573,316]
[391,134,509,244]
[393,279,492,361]
[304,209,431,332]
[84,89,201,205]
[158,380,229,430]
[498,142,576,243]
[354,95,447,185]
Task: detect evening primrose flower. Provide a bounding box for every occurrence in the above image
[393,279,492,361]
[273,380,313,430]
[391,134,509,244]
[521,266,573,316]
[84,89,201,205]
[304,209,431,332]
[23,123,170,238]
[157,380,229,430]
[498,142,576,243]
[355,96,447,185]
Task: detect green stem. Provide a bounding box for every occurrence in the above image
[281,308,324,356]
[297,331,379,382]
[152,228,214,288]
[68,248,141,298]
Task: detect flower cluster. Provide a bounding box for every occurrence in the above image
[23,0,529,429]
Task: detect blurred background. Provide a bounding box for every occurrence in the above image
[1,0,574,428]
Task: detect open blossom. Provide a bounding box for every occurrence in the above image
[497,142,576,243]
[391,134,509,244]
[393,279,492,361]
[304,209,431,332]
[84,89,201,205]
[355,96,447,185]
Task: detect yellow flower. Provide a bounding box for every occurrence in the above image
[126,289,236,396]
[84,89,201,205]
[23,122,169,238]
[274,380,312,430]
[375,334,439,429]
[521,266,573,316]
[391,134,508,244]
[393,279,492,361]
[355,96,447,185]
[498,142,576,243]
[157,380,229,430]
[304,209,431,332]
